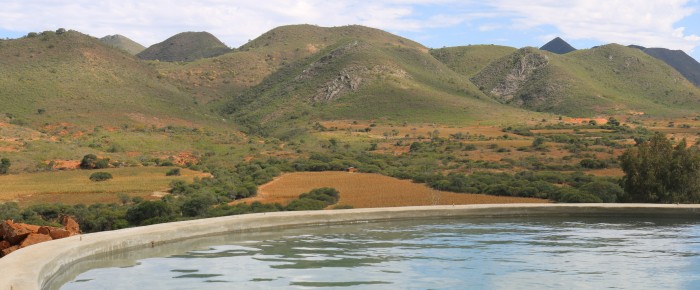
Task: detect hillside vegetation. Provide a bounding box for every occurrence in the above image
[0,30,210,127]
[472,44,700,116]
[635,47,700,87]
[430,45,517,77]
[217,25,538,137]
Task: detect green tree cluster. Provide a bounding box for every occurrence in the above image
[620,133,700,203]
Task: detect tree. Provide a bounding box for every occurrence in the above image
[80,154,98,169]
[0,158,10,174]
[80,154,109,169]
[619,133,700,203]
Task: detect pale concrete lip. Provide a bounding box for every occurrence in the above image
[1,203,699,290]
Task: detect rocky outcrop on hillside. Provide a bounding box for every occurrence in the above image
[0,216,80,258]
[295,41,410,102]
[471,47,550,104]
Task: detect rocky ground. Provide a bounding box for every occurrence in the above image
[0,216,80,257]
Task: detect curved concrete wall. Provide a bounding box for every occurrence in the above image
[2,203,700,290]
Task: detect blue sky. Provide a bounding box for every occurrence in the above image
[1,1,699,61]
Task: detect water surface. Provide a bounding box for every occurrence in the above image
[59,217,700,289]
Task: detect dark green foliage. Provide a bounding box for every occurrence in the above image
[557,188,603,203]
[531,137,548,151]
[579,158,608,169]
[0,158,10,174]
[166,168,181,176]
[299,187,340,204]
[285,187,340,211]
[80,154,109,169]
[424,170,610,202]
[285,198,329,211]
[620,133,700,203]
[579,181,623,203]
[126,200,175,226]
[0,202,22,221]
[89,172,113,181]
[181,194,216,217]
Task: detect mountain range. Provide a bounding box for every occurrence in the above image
[2,26,700,138]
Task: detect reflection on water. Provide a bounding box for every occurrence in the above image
[58,217,700,290]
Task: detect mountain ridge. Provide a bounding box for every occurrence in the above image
[540,37,576,54]
[628,45,700,87]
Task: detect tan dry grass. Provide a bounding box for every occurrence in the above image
[232,171,548,208]
[0,167,208,205]
[585,168,624,177]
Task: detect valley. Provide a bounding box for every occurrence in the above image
[1,24,700,239]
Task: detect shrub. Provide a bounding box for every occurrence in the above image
[89,172,113,181]
[286,187,340,211]
[285,198,328,211]
[0,158,10,174]
[166,168,181,176]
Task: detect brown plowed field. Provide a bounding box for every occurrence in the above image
[231,171,549,208]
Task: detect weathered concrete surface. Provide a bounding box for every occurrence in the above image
[1,203,699,290]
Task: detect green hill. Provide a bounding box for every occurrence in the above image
[137,31,231,62]
[154,24,436,103]
[631,46,700,87]
[430,45,517,77]
[471,44,700,116]
[218,26,536,137]
[0,30,211,127]
[99,34,146,55]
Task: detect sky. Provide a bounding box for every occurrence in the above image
[1,0,699,61]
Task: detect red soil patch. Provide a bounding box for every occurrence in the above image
[0,146,18,152]
[46,160,81,170]
[563,118,608,125]
[232,172,549,208]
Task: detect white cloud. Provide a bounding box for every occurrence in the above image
[0,0,697,56]
[490,0,700,51]
[0,0,471,47]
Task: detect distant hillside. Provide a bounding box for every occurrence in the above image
[629,45,700,87]
[154,24,437,103]
[99,34,145,55]
[217,25,535,136]
[540,37,576,54]
[137,32,231,62]
[471,45,700,116]
[430,45,517,77]
[0,30,209,127]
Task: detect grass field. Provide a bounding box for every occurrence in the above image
[233,171,548,208]
[0,167,208,206]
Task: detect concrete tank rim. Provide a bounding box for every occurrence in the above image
[1,203,699,290]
